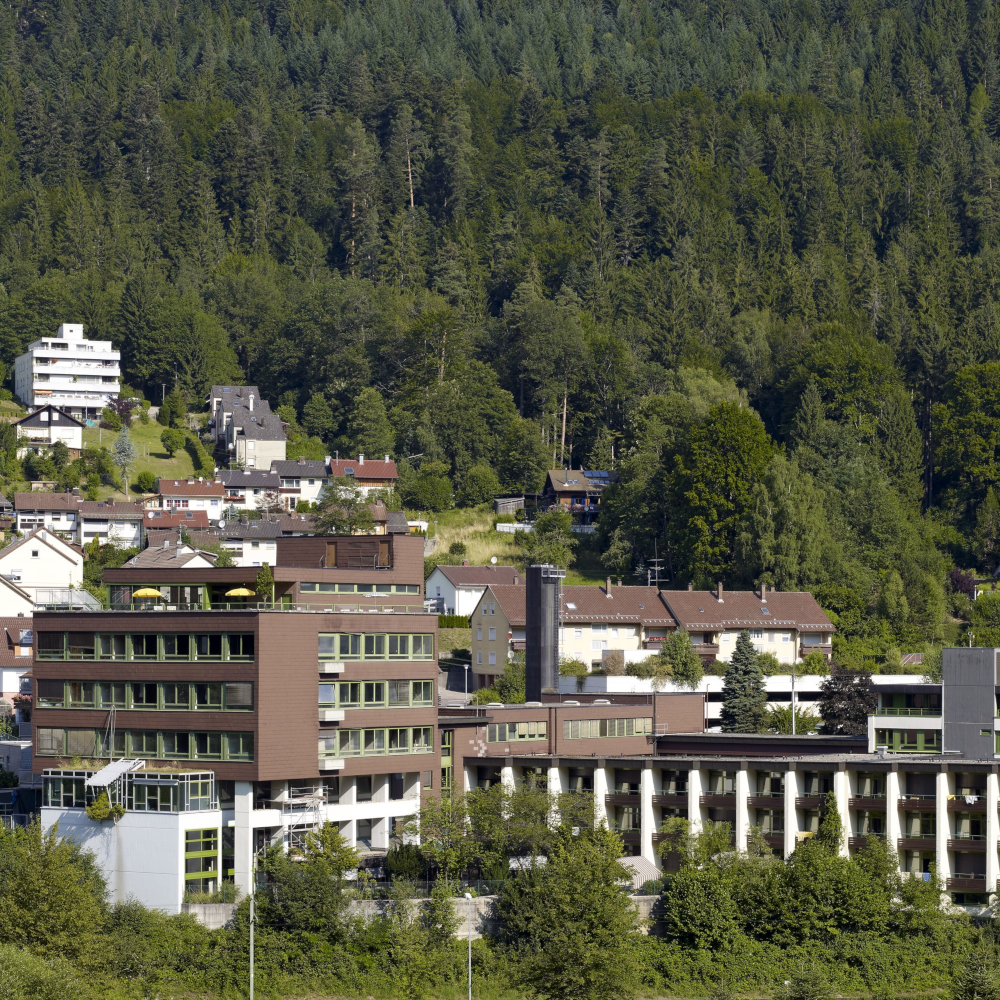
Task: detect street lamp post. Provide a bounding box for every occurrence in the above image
[464,892,473,1000]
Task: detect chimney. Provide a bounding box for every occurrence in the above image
[716,582,724,602]
[298,456,305,465]
[385,454,390,462]
[687,582,693,591]
[163,538,170,548]
[463,559,469,566]
[248,393,255,412]
[760,583,767,601]
[605,576,612,596]
[359,454,364,465]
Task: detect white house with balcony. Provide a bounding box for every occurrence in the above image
[13,324,121,421]
[13,405,83,458]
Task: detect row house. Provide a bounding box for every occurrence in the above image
[272,458,329,507]
[14,494,145,548]
[149,479,226,513]
[328,456,398,496]
[35,531,437,912]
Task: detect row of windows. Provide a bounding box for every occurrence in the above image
[874,729,943,753]
[561,718,653,740]
[37,680,253,712]
[37,728,254,761]
[487,721,547,743]
[319,680,434,708]
[319,727,434,757]
[37,632,255,662]
[301,583,421,594]
[318,633,434,660]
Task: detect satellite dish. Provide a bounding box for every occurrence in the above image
[218,520,226,528]
[491,556,498,565]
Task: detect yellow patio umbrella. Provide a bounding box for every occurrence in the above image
[225,587,256,597]
[132,588,163,598]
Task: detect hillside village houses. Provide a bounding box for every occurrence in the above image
[328,455,398,495]
[424,563,524,615]
[13,405,83,459]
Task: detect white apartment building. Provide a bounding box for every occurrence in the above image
[13,324,121,420]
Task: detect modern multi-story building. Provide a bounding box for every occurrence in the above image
[13,324,121,419]
[34,533,438,912]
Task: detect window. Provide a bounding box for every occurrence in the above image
[319,684,337,706]
[131,683,158,709]
[130,731,158,757]
[477,628,482,640]
[488,628,496,641]
[194,683,223,710]
[388,680,409,706]
[329,727,434,757]
[131,634,157,660]
[489,603,495,615]
[591,639,607,651]
[357,776,373,802]
[489,652,496,665]
[193,732,223,759]
[574,629,583,639]
[411,680,433,705]
[487,720,548,742]
[338,682,360,707]
[37,680,65,707]
[481,604,487,616]
[562,718,653,740]
[37,728,65,755]
[194,634,223,660]
[37,632,64,659]
[224,682,252,710]
[364,682,385,707]
[163,682,190,710]
[163,732,191,758]
[477,651,482,664]
[30,549,39,558]
[163,634,191,659]
[750,630,763,639]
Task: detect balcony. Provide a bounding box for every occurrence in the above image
[319,662,346,675]
[948,795,986,811]
[849,834,885,850]
[898,837,936,851]
[875,707,941,717]
[605,792,641,807]
[795,796,825,809]
[748,795,784,809]
[693,644,720,658]
[700,792,736,807]
[319,709,345,723]
[615,830,641,846]
[763,834,784,849]
[652,793,688,808]
[947,875,987,892]
[318,758,345,771]
[849,796,887,810]
[949,837,987,852]
[898,795,937,810]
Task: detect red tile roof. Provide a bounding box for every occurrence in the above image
[0,615,32,668]
[329,459,397,480]
[155,480,225,497]
[661,590,833,631]
[486,584,675,627]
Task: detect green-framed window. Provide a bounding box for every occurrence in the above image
[36,632,256,662]
[317,633,434,661]
[300,583,421,594]
[35,680,254,711]
[184,827,220,893]
[561,717,653,740]
[318,726,434,758]
[487,720,548,743]
[36,727,255,762]
[875,728,942,753]
[317,679,432,709]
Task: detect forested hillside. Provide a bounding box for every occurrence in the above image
[1,0,999,654]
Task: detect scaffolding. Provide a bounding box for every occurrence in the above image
[282,785,327,855]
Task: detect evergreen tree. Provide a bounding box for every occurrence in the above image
[817,669,876,736]
[345,387,394,458]
[951,951,1000,1000]
[720,631,767,733]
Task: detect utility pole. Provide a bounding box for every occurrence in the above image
[249,878,255,1000]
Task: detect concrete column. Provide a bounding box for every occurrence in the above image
[404,771,421,799]
[640,765,656,867]
[783,768,800,859]
[885,770,902,860]
[374,774,389,802]
[371,815,389,850]
[463,764,477,795]
[501,763,515,794]
[687,767,704,836]
[987,771,999,901]
[833,769,851,857]
[735,767,750,852]
[593,765,609,828]
[547,765,566,827]
[936,769,952,885]
[233,780,253,900]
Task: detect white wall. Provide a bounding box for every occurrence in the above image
[221,538,278,567]
[0,533,82,593]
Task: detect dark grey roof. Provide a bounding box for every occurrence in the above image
[14,405,84,428]
[271,459,328,477]
[219,520,283,540]
[124,544,219,568]
[386,510,410,534]
[231,409,286,441]
[216,469,283,489]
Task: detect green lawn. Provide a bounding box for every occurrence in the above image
[83,419,201,499]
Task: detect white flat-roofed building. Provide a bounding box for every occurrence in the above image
[13,324,121,420]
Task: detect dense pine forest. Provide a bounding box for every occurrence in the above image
[2,0,1000,658]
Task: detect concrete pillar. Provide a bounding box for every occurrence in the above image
[735,767,750,852]
[687,766,704,836]
[404,771,421,799]
[371,815,389,850]
[501,763,515,794]
[783,768,800,859]
[640,765,656,867]
[594,765,609,828]
[833,769,851,857]
[936,769,952,885]
[463,764,477,795]
[233,780,253,900]
[987,771,999,902]
[885,770,902,858]
[547,765,566,827]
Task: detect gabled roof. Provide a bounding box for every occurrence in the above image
[123,543,219,569]
[14,405,84,428]
[77,501,145,521]
[545,469,618,493]
[274,513,318,534]
[156,479,225,497]
[329,458,397,480]
[433,565,524,588]
[143,510,212,530]
[385,510,409,534]
[219,520,283,540]
[0,527,82,566]
[13,492,81,512]
[271,459,328,477]
[661,590,834,631]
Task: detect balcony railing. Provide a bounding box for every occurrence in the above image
[748,795,784,808]
[947,875,987,892]
[875,707,941,717]
[849,834,885,849]
[948,795,986,810]
[795,795,826,809]
[652,793,688,808]
[897,836,936,850]
[605,792,640,806]
[849,796,886,810]
[948,838,987,852]
[700,792,736,806]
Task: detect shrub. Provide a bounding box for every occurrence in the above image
[438,614,469,628]
[448,541,467,558]
[136,470,156,494]
[603,649,625,675]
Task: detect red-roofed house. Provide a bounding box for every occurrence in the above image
[147,478,226,513]
[328,455,397,495]
[142,509,213,532]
